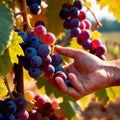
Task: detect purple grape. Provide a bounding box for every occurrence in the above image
[42,55,52,65]
[59,8,70,19]
[30,55,42,68]
[96,44,107,56]
[28,110,39,120]
[15,96,27,111]
[82,39,92,50]
[43,64,55,77]
[38,44,51,57]
[35,20,45,27]
[70,27,81,37]
[70,18,80,28]
[27,30,35,40]
[2,98,17,114]
[73,0,83,10]
[51,53,62,66]
[25,47,37,59]
[29,67,41,78]
[29,36,42,49]
[18,110,29,120]
[54,71,67,81]
[70,7,80,18]
[62,2,71,9]
[30,3,41,15]
[63,19,71,29]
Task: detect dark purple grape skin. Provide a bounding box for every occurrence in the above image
[29,67,41,78]
[63,19,71,29]
[70,27,81,37]
[70,7,80,18]
[59,8,70,19]
[82,39,92,50]
[54,71,67,81]
[51,53,62,66]
[73,0,83,10]
[70,18,80,28]
[30,3,41,15]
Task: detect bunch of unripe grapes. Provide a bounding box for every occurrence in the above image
[18,23,73,87]
[59,0,107,59]
[26,0,42,15]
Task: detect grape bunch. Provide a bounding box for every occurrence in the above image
[23,90,66,120]
[26,0,42,15]
[59,0,107,59]
[18,24,73,87]
[0,94,27,120]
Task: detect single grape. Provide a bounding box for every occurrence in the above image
[2,98,17,114]
[79,21,85,29]
[29,36,42,49]
[43,32,56,45]
[34,25,47,39]
[63,19,71,29]
[42,55,52,65]
[54,65,64,73]
[43,64,55,77]
[25,47,37,59]
[82,39,92,50]
[38,44,51,57]
[24,90,35,101]
[70,7,80,18]
[15,96,27,111]
[62,2,71,9]
[77,29,91,41]
[70,27,81,37]
[30,55,42,68]
[53,71,67,81]
[84,19,92,29]
[70,18,80,28]
[51,53,62,66]
[35,20,45,27]
[28,110,39,120]
[78,10,86,21]
[59,8,70,19]
[73,0,83,10]
[30,3,41,15]
[91,38,101,49]
[28,67,41,78]
[96,44,107,56]
[27,30,35,40]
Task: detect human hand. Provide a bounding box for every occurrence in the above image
[47,45,116,100]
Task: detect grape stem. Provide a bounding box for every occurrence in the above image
[84,3,102,30]
[4,77,14,98]
[59,36,72,46]
[19,0,28,31]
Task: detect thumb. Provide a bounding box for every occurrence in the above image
[54,45,80,58]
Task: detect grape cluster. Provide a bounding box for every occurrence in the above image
[26,0,42,15]
[0,95,27,120]
[59,0,107,59]
[18,24,73,87]
[23,90,66,120]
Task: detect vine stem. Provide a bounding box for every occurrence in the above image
[19,0,28,31]
[84,3,102,30]
[4,78,14,98]
[59,36,72,47]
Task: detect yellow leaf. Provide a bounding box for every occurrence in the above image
[92,30,102,39]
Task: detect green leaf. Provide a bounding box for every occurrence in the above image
[8,31,24,64]
[106,86,120,101]
[46,0,68,36]
[0,49,12,76]
[0,77,8,97]
[0,4,13,55]
[95,89,109,104]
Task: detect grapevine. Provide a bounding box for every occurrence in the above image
[0,0,119,119]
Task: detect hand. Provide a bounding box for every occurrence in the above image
[47,45,117,100]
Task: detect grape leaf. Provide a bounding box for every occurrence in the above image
[95,89,109,104]
[106,86,120,101]
[0,77,8,98]
[96,0,120,22]
[0,49,12,76]
[0,4,13,55]
[8,31,24,64]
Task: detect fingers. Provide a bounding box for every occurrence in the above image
[54,45,80,58]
